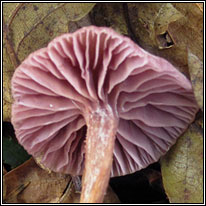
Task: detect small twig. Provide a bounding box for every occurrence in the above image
[122,3,139,44]
[71,176,82,193]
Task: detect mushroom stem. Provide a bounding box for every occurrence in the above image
[80,106,118,203]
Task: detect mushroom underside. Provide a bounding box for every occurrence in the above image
[11,26,198,203]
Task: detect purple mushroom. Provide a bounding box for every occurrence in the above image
[11,26,198,203]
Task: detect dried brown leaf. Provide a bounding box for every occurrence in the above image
[3,157,120,203]
[188,50,203,110]
[128,3,203,77]
[161,117,203,203]
[3,158,71,203]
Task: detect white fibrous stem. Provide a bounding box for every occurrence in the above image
[80,105,118,203]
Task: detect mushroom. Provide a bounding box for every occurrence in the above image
[11,26,198,203]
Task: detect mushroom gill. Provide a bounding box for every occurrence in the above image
[11,26,199,203]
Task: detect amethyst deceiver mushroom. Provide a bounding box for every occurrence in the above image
[11,26,198,203]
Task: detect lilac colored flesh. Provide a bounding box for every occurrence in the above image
[11,26,198,177]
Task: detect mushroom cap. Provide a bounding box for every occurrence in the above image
[11,26,198,177]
